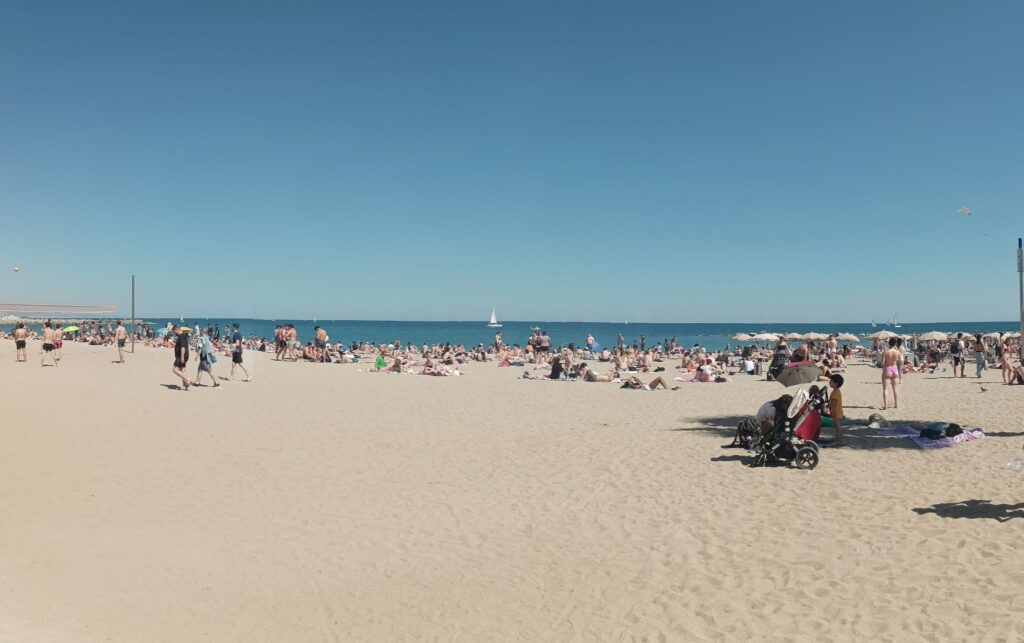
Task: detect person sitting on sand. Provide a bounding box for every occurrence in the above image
[384,355,403,373]
[576,362,612,382]
[547,356,565,380]
[421,355,440,375]
[1009,360,1024,385]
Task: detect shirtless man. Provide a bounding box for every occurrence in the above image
[13,322,29,362]
[314,326,328,363]
[54,323,64,361]
[41,321,58,367]
[881,337,900,410]
[114,320,127,363]
[273,325,285,360]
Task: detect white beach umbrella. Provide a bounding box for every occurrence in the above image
[918,331,948,342]
[731,333,753,341]
[752,333,779,342]
[867,330,898,340]
[785,332,803,340]
[805,332,829,341]
[836,333,860,342]
[982,332,1004,340]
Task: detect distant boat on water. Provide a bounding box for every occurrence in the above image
[487,307,502,328]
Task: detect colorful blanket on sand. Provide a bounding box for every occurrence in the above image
[878,426,986,449]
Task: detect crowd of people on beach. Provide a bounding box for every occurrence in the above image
[5,321,1024,398]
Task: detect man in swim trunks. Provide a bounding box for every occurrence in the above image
[13,322,29,362]
[114,320,127,363]
[53,323,64,361]
[172,325,191,390]
[41,321,58,367]
[881,337,900,410]
[230,323,251,381]
[274,325,285,360]
[950,332,966,378]
[314,326,327,363]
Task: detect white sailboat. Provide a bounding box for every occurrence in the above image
[487,307,502,328]
[892,314,901,329]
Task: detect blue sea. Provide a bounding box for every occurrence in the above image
[20,318,1015,351]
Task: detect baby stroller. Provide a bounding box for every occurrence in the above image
[750,387,823,469]
[766,351,789,381]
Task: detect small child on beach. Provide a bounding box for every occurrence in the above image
[828,374,844,445]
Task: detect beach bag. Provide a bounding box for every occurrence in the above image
[732,417,758,449]
[207,350,217,364]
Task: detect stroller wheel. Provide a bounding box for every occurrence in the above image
[795,446,819,470]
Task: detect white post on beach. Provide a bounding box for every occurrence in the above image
[1018,238,1023,360]
[131,274,136,354]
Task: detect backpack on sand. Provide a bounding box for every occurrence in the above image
[731,417,758,449]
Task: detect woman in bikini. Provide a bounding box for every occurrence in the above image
[1002,336,1014,384]
[881,337,900,409]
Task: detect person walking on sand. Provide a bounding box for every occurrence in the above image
[881,337,900,410]
[53,323,64,361]
[171,325,191,390]
[194,327,220,388]
[13,322,29,362]
[950,333,966,378]
[40,321,58,367]
[229,323,250,381]
[973,334,986,378]
[113,320,127,363]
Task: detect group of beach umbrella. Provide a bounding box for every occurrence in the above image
[908,330,1021,342]
[730,332,861,343]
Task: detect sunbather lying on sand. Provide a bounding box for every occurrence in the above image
[622,375,669,390]
[577,362,614,382]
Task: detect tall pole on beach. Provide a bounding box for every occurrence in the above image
[131,274,136,354]
[1018,238,1023,360]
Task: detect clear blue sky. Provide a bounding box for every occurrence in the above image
[2,1,1022,322]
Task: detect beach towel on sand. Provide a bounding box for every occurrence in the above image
[878,426,986,449]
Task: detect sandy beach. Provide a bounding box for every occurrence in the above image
[2,338,1023,642]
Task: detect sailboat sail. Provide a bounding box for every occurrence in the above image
[489,308,498,325]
